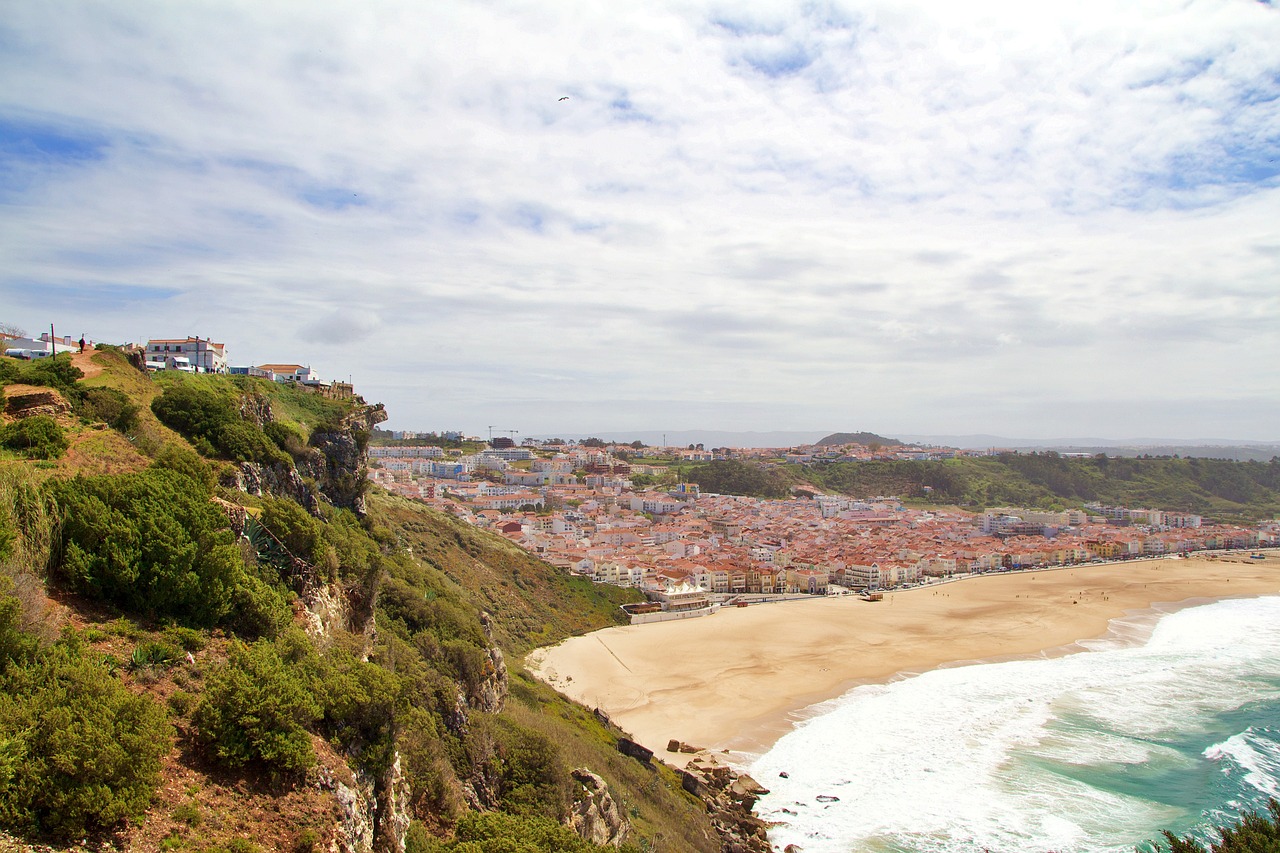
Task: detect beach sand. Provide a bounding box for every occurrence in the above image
[526,552,1280,765]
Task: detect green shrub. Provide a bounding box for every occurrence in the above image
[192,639,320,772]
[0,641,171,839]
[48,468,290,633]
[259,498,324,563]
[128,640,181,672]
[214,421,290,466]
[491,717,571,820]
[313,647,402,771]
[151,444,216,492]
[0,416,68,460]
[427,811,612,853]
[151,384,289,467]
[172,800,202,827]
[264,421,309,460]
[162,626,208,652]
[15,355,83,396]
[74,387,139,432]
[1153,798,1280,852]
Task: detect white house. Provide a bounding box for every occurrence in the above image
[146,337,228,373]
[255,363,318,383]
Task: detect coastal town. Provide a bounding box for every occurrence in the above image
[367,436,1280,620]
[14,326,1271,619]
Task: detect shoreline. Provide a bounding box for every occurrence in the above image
[527,552,1280,767]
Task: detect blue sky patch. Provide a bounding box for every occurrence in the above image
[741,44,815,78]
[0,115,110,198]
[0,116,109,164]
[5,280,180,312]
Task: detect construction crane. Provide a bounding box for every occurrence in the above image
[487,426,519,443]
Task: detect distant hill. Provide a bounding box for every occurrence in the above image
[793,454,1280,522]
[898,434,1280,456]
[815,431,905,447]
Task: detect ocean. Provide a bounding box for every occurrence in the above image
[748,595,1280,853]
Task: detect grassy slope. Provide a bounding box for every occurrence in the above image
[369,493,641,657]
[3,356,718,852]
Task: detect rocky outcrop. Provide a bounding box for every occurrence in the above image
[3,385,71,419]
[237,392,274,428]
[316,764,376,853]
[306,403,387,515]
[224,460,322,514]
[219,391,385,517]
[681,755,773,853]
[468,612,508,714]
[569,768,630,848]
[374,752,413,853]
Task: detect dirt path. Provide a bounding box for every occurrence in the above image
[68,345,104,378]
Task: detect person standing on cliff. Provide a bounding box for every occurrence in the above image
[78,335,85,353]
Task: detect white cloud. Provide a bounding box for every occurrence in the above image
[1,0,1278,438]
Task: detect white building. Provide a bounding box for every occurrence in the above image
[146,337,228,373]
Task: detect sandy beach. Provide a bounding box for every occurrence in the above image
[527,552,1280,764]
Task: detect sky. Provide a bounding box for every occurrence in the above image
[2,0,1278,441]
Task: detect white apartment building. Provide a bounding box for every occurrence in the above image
[146,336,228,373]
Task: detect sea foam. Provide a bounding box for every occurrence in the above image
[750,596,1280,853]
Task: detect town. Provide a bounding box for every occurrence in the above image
[10,327,1274,624]
[368,435,1280,622]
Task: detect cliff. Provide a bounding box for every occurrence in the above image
[0,351,736,853]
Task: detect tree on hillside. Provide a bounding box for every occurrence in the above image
[1153,798,1280,852]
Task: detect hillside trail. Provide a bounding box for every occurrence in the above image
[68,345,104,379]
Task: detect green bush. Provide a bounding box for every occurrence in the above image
[0,416,69,460]
[1153,799,1280,852]
[192,639,320,772]
[151,444,217,492]
[74,387,139,432]
[151,383,289,467]
[420,811,612,853]
[15,355,83,396]
[162,625,208,652]
[259,498,324,563]
[48,468,290,633]
[0,640,171,839]
[264,421,309,460]
[313,646,403,771]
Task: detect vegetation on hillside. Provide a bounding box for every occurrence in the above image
[0,354,711,851]
[685,460,796,501]
[683,452,1280,522]
[795,454,1280,521]
[814,431,902,447]
[1152,798,1280,852]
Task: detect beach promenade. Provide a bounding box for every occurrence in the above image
[527,552,1280,765]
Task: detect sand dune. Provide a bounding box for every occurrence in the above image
[526,553,1280,764]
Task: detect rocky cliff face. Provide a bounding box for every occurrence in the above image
[225,460,322,515]
[222,391,386,517]
[304,402,386,515]
[569,768,630,848]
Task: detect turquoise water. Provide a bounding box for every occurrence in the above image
[749,596,1280,853]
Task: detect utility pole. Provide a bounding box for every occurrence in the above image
[50,323,56,356]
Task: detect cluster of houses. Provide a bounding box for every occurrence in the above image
[368,443,1279,616]
[142,336,357,400]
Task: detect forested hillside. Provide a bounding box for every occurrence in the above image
[0,349,723,853]
[686,454,1280,522]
